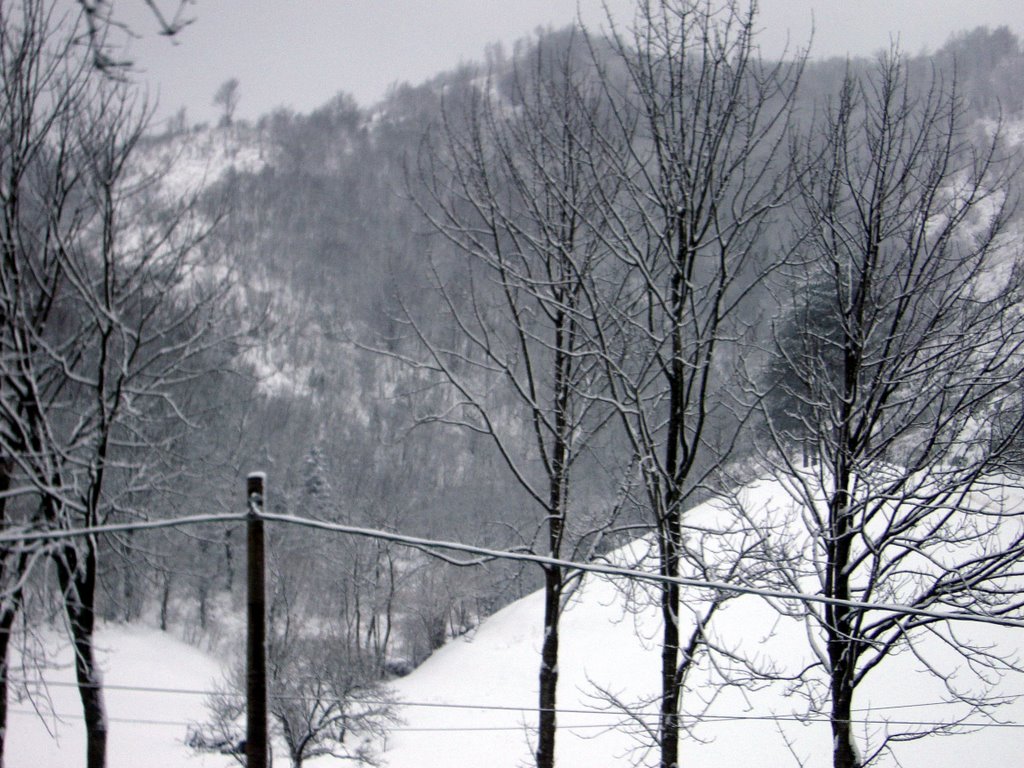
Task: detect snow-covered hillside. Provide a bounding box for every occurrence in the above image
[11,480,1024,768]
[384,483,1024,768]
[139,125,266,202]
[389,593,1022,768]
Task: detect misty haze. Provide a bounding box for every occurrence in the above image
[3,3,1024,768]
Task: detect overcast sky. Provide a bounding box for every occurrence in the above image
[111,1,1024,127]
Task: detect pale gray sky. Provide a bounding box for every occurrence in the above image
[111,1,1024,127]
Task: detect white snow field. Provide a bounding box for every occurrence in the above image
[7,624,226,768]
[382,531,1024,768]
[9,480,1024,767]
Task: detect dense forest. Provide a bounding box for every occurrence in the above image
[3,2,1024,768]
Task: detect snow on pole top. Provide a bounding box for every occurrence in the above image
[247,472,267,512]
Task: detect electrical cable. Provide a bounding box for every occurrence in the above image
[16,679,1024,729]
[11,708,194,728]
[11,707,1024,733]
[258,510,1024,630]
[2,509,1022,630]
[0,513,244,545]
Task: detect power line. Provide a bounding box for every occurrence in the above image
[12,707,1023,733]
[3,508,1024,630]
[256,511,1024,631]
[0,513,244,545]
[11,708,194,728]
[20,678,1024,726]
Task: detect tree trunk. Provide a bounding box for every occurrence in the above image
[56,541,107,768]
[223,528,234,592]
[121,559,134,623]
[830,668,860,768]
[536,348,569,768]
[535,566,562,768]
[198,581,209,631]
[160,572,172,631]
[0,457,17,768]
[659,256,687,768]
[0,602,19,768]
[658,539,681,768]
[71,615,107,768]
[826,457,859,768]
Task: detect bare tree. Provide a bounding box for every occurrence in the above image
[192,556,401,768]
[76,0,195,71]
[264,538,402,768]
[0,4,234,766]
[757,51,1024,768]
[214,77,241,127]
[268,637,399,768]
[409,31,625,768]
[580,3,804,766]
[0,3,98,763]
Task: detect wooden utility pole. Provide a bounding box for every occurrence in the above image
[246,472,268,768]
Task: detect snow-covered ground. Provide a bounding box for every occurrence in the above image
[382,553,1024,768]
[7,624,225,768]
[10,480,1024,767]
[140,126,266,203]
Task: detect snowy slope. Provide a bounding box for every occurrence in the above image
[10,480,1024,767]
[140,125,266,202]
[382,563,1023,768]
[382,479,1024,768]
[7,624,226,768]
